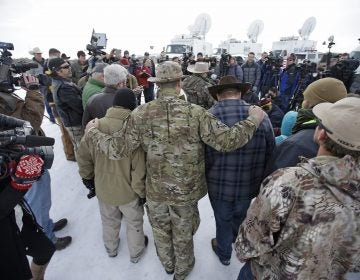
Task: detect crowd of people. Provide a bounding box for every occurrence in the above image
[0,43,359,280]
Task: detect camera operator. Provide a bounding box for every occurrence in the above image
[0,148,55,279]
[0,74,57,278]
[0,64,72,249]
[330,57,359,92]
[27,47,55,124]
[279,53,300,112]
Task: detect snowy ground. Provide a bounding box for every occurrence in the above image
[39,115,359,280]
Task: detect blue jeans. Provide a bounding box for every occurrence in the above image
[209,196,251,261]
[25,170,56,243]
[238,261,254,280]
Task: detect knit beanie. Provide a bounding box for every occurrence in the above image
[303,77,347,107]
[113,88,137,111]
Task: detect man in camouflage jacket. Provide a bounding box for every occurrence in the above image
[235,97,360,280]
[181,62,216,109]
[85,61,265,280]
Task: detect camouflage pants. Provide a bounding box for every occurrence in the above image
[146,199,200,280]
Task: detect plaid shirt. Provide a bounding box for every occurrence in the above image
[205,99,275,201]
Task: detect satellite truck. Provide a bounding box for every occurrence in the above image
[165,14,213,59]
[271,17,323,63]
[214,20,264,57]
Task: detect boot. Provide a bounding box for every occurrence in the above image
[31,261,49,280]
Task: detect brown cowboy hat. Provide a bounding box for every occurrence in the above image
[208,75,252,101]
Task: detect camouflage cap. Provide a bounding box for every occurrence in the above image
[148,61,185,83]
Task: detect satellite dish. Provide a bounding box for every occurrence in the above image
[189,13,212,38]
[247,20,264,43]
[298,17,316,40]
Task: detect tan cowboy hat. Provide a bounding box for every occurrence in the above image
[208,75,252,101]
[29,47,42,55]
[187,62,209,73]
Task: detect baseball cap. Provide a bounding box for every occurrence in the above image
[48,58,66,72]
[313,97,360,151]
[91,63,108,74]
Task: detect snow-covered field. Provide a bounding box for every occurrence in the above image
[40,116,359,280]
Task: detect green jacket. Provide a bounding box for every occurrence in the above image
[88,88,260,205]
[77,107,146,205]
[82,78,105,109]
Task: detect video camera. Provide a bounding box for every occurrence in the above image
[330,59,360,90]
[265,55,283,70]
[0,114,55,180]
[0,42,40,93]
[296,60,318,78]
[86,29,107,57]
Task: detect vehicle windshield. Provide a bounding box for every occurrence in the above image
[350,51,360,60]
[166,44,187,54]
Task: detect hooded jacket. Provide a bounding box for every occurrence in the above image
[236,155,360,279]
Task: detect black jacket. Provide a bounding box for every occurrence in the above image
[0,178,55,280]
[82,86,117,127]
[0,178,32,280]
[265,128,318,177]
[52,77,83,127]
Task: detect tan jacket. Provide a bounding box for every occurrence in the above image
[77,107,146,205]
[0,90,44,134]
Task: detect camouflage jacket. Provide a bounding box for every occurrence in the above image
[235,155,360,280]
[181,75,215,110]
[87,88,260,205]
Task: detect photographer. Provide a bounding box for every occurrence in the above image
[0,109,58,279]
[0,149,54,280]
[0,62,72,251]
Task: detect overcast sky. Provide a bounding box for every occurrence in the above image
[1,0,359,59]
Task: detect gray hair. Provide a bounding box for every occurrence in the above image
[104,64,128,86]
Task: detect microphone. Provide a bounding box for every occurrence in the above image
[25,135,55,147]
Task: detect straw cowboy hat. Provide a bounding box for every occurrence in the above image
[187,62,209,73]
[29,47,42,55]
[208,75,252,101]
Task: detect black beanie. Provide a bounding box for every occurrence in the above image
[113,88,137,111]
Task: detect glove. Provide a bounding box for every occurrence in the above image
[10,155,44,190]
[138,197,146,206]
